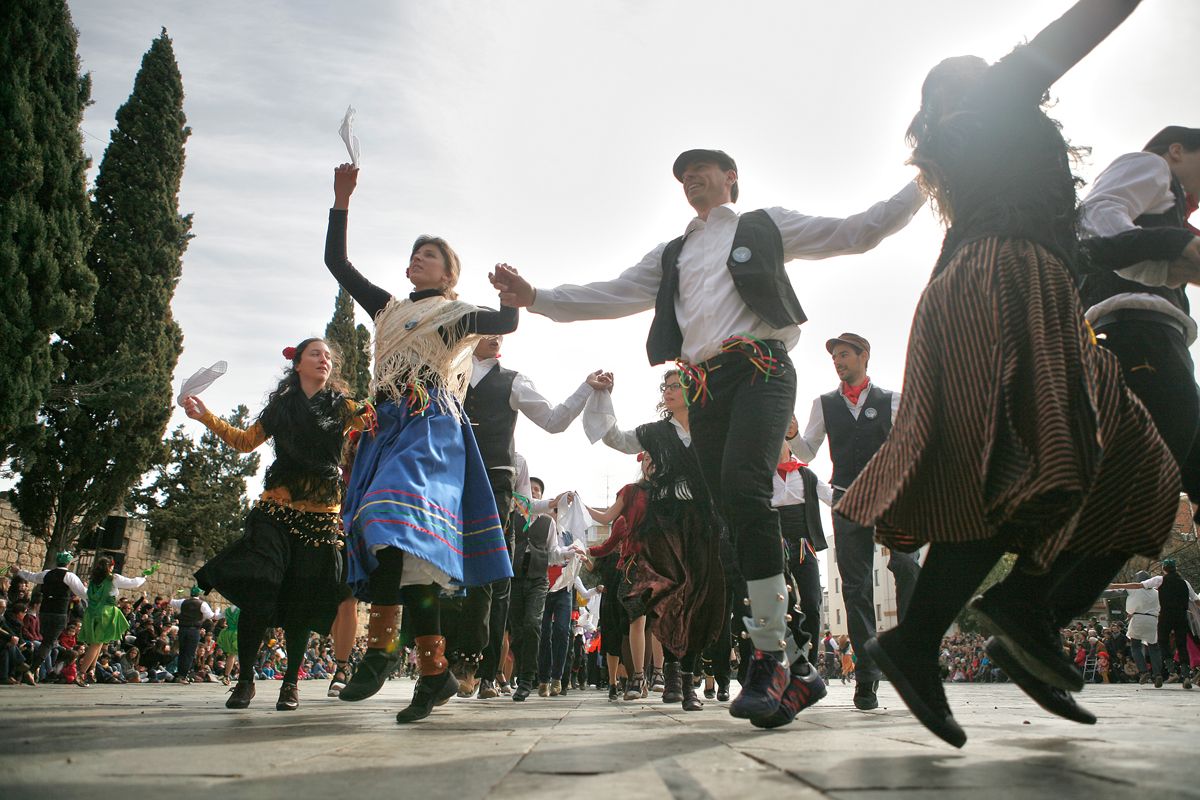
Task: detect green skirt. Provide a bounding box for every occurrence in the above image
[216,628,238,655]
[80,605,129,645]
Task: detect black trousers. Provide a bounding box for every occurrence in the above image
[176,626,201,678]
[478,578,510,678]
[779,504,824,656]
[1097,319,1200,494]
[36,611,69,669]
[832,506,882,681]
[688,347,796,582]
[508,575,548,686]
[1158,611,1193,676]
[443,476,514,661]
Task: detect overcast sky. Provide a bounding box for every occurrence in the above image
[61,1,1199,570]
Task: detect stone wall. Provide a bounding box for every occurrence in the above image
[0,498,226,607]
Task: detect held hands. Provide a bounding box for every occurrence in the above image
[1164,237,1200,288]
[489,263,536,308]
[333,163,359,210]
[181,395,208,420]
[585,370,614,391]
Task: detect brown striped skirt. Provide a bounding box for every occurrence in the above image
[836,237,1179,571]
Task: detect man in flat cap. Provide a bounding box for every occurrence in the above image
[490,149,922,727]
[792,332,917,711]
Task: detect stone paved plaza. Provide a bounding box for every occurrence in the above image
[2,679,1197,799]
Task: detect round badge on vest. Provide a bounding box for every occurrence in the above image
[731,246,752,263]
[864,407,878,420]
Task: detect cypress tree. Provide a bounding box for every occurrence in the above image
[325,286,372,399]
[134,406,261,557]
[0,1,97,446]
[13,30,191,568]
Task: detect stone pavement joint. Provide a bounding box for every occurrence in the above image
[1,680,1197,799]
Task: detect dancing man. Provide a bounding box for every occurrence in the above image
[15,552,87,677]
[445,334,607,697]
[492,153,921,725]
[792,332,916,710]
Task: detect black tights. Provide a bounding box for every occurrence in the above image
[235,610,310,684]
[368,546,441,640]
[897,539,1007,658]
[662,647,701,674]
[998,550,1127,626]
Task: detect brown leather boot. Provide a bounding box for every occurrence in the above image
[396,635,459,723]
[339,605,401,702]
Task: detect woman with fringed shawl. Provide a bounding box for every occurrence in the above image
[324,163,515,724]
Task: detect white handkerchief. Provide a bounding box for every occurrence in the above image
[177,361,227,406]
[558,491,591,546]
[339,105,360,166]
[582,390,617,444]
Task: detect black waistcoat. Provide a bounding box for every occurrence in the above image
[513,515,552,579]
[646,210,806,365]
[178,598,204,627]
[798,466,828,551]
[464,364,518,473]
[1078,173,1191,316]
[821,386,893,489]
[41,569,71,616]
[1158,571,1190,614]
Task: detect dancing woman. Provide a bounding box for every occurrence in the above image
[77,556,146,687]
[837,0,1179,747]
[189,337,368,711]
[325,164,516,723]
[586,383,726,712]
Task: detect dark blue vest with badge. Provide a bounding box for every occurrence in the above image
[821,385,893,490]
[646,210,806,365]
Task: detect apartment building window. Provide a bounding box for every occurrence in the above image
[876,603,882,621]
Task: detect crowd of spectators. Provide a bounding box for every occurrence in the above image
[0,571,362,687]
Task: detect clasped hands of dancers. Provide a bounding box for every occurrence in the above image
[179,0,1199,746]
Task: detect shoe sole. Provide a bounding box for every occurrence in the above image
[864,637,966,749]
[968,596,1082,692]
[984,638,1094,725]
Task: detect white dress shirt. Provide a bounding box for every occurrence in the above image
[771,460,834,508]
[169,597,215,622]
[17,569,88,602]
[94,574,147,597]
[1078,151,1197,343]
[792,382,903,470]
[530,183,924,363]
[470,357,593,433]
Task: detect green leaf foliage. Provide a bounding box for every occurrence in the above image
[0,1,98,445]
[11,31,191,568]
[133,406,260,557]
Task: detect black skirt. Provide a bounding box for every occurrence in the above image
[195,502,348,634]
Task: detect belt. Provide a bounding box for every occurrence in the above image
[1092,309,1187,340]
[1131,612,1159,618]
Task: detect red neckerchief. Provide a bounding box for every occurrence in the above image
[841,376,870,406]
[776,456,807,481]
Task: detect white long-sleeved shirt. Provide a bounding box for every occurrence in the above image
[1078,151,1197,343]
[92,574,147,597]
[530,184,924,363]
[792,382,903,474]
[17,569,88,602]
[771,460,833,508]
[470,357,592,434]
[1139,574,1199,601]
[169,597,215,622]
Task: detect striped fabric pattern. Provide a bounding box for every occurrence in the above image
[838,237,1179,570]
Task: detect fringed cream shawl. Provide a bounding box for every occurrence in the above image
[372,295,482,420]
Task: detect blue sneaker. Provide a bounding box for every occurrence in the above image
[750,664,827,729]
[729,650,789,719]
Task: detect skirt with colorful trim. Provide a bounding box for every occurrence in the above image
[342,395,513,599]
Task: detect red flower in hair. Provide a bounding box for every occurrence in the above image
[282,346,297,360]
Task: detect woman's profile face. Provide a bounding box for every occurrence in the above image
[406,243,450,291]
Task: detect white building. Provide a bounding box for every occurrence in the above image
[823,539,904,638]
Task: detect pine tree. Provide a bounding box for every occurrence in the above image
[325,286,372,399]
[0,1,98,446]
[12,30,191,569]
[134,406,261,557]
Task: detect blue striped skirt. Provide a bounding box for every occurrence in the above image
[343,395,513,599]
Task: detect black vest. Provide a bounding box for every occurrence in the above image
[646,210,806,365]
[464,364,519,473]
[178,598,204,628]
[798,466,828,551]
[822,386,893,490]
[1078,173,1191,316]
[1158,571,1190,615]
[513,515,552,579]
[41,568,71,616]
